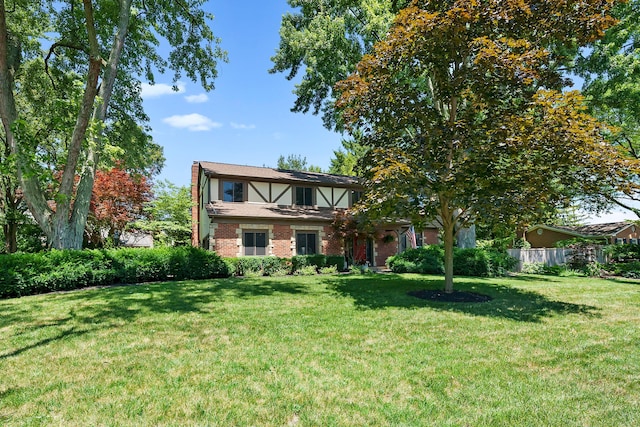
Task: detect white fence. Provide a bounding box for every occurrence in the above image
[507,247,606,272]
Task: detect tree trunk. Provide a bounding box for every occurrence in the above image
[3,220,17,253]
[59,0,131,250]
[440,198,456,293]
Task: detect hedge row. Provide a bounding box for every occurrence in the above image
[225,254,346,277]
[387,245,518,277]
[0,250,348,299]
[0,247,230,299]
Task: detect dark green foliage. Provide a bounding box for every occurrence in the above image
[606,261,640,278]
[604,244,640,262]
[0,247,230,299]
[291,254,346,273]
[232,257,265,276]
[387,246,445,274]
[387,245,517,277]
[225,256,291,277]
[326,255,347,271]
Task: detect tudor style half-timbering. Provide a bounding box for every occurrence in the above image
[191,161,439,266]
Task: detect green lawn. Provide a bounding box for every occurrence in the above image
[1,273,639,426]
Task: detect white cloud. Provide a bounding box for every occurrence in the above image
[141,82,186,98]
[185,93,209,103]
[230,122,256,130]
[163,114,222,131]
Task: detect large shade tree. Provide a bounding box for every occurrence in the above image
[335,0,640,292]
[576,0,640,216]
[270,0,410,129]
[0,0,225,249]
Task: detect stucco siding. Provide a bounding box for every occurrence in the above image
[249,181,270,203]
[209,178,219,202]
[316,187,333,208]
[334,188,349,208]
[272,183,292,205]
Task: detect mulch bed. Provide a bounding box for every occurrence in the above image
[407,289,492,303]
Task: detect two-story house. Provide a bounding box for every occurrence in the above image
[191,161,439,266]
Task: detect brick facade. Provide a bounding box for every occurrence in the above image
[212,223,241,257]
[423,229,439,245]
[375,239,398,267]
[191,162,200,247]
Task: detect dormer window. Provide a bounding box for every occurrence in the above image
[222,181,244,202]
[295,186,314,206]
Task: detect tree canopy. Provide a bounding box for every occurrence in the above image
[86,167,152,248]
[0,0,225,249]
[327,131,369,176]
[132,180,192,247]
[271,0,410,129]
[576,0,640,216]
[336,0,640,292]
[277,154,323,172]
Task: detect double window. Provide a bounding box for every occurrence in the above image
[296,233,317,255]
[244,231,267,256]
[223,181,244,202]
[295,186,313,206]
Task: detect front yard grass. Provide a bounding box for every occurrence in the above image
[1,273,639,426]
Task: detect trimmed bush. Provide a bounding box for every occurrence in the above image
[387,245,516,277]
[326,255,346,271]
[387,246,444,274]
[0,247,230,299]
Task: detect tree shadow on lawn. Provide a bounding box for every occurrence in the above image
[0,278,307,358]
[57,277,309,325]
[325,274,600,323]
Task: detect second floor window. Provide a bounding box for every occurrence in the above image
[296,186,313,206]
[351,190,363,206]
[223,181,244,202]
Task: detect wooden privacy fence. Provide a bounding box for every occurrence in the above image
[507,247,607,272]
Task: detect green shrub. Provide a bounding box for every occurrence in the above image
[521,262,547,274]
[234,257,264,276]
[604,244,640,262]
[262,257,291,277]
[292,254,327,273]
[293,265,318,276]
[606,261,640,278]
[387,245,516,277]
[0,247,229,299]
[387,246,444,274]
[453,248,491,276]
[326,255,346,271]
[319,265,338,275]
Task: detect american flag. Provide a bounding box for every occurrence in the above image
[407,225,417,249]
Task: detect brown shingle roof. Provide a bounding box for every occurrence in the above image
[532,222,634,237]
[205,201,339,222]
[196,161,360,187]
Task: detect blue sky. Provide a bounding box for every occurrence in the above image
[140,1,342,189]
[139,1,632,224]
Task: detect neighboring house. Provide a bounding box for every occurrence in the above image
[191,161,439,266]
[525,222,640,248]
